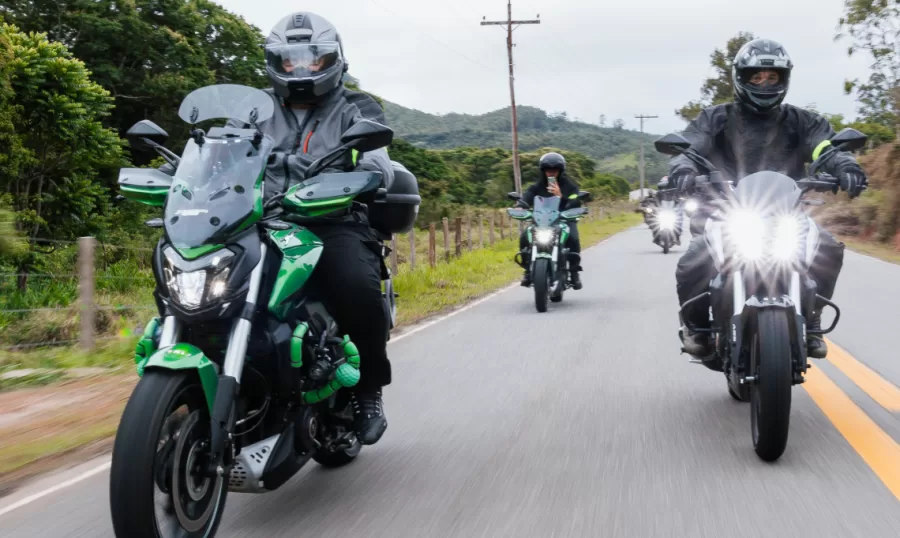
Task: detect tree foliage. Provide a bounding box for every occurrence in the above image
[677,32,755,122]
[0,0,267,150]
[837,0,900,133]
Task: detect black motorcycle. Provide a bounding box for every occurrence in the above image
[654,127,867,462]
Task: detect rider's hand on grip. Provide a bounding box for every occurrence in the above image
[839,167,868,199]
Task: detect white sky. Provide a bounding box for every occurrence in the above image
[214,0,873,134]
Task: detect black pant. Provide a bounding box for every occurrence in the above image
[675,227,845,328]
[518,222,581,269]
[306,225,390,391]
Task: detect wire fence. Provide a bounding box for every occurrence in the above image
[1,202,631,353]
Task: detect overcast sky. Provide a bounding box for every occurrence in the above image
[215,0,872,134]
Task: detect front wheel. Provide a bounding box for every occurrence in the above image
[110,370,227,538]
[750,310,793,462]
[662,243,670,254]
[533,258,551,313]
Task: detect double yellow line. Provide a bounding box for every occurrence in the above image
[803,339,900,501]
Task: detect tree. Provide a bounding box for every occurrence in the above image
[0,0,267,151]
[613,119,625,130]
[838,1,900,135]
[677,32,755,122]
[0,23,126,287]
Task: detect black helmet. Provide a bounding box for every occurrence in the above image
[732,38,793,114]
[539,152,566,173]
[265,12,348,104]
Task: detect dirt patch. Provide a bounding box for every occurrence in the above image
[0,374,136,496]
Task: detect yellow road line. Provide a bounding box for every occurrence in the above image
[803,366,900,502]
[825,338,900,412]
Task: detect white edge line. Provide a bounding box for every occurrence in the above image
[0,461,111,517]
[0,231,628,516]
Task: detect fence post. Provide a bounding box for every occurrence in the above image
[498,211,505,240]
[479,213,484,249]
[508,211,513,238]
[408,231,416,270]
[78,236,96,351]
[489,212,495,245]
[455,217,463,257]
[442,217,450,262]
[466,214,472,251]
[390,236,398,275]
[428,223,436,267]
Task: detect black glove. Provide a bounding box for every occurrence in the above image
[671,170,696,193]
[838,165,868,199]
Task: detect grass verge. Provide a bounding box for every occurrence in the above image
[0,211,639,490]
[838,236,900,265]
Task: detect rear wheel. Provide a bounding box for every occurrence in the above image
[533,258,551,313]
[110,370,226,538]
[750,310,793,462]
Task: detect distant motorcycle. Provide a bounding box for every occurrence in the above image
[507,191,590,312]
[648,199,682,254]
[654,126,867,462]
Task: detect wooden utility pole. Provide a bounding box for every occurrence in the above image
[634,114,657,200]
[481,2,540,195]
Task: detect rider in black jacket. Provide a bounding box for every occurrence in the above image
[670,38,868,360]
[516,152,583,289]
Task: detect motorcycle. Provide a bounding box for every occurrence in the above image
[506,191,590,312]
[109,83,420,537]
[654,127,867,462]
[648,198,682,254]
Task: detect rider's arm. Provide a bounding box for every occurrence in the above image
[669,105,725,178]
[800,109,862,176]
[343,92,395,189]
[518,183,538,208]
[560,179,582,210]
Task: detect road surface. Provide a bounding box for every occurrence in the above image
[2,224,900,537]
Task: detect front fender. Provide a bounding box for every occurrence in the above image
[139,343,219,413]
[731,297,804,374]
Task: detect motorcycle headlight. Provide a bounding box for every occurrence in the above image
[727,210,765,261]
[772,216,801,261]
[684,199,698,213]
[163,248,235,310]
[658,210,677,230]
[535,228,554,245]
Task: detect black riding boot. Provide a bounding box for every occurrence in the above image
[807,313,828,359]
[568,252,583,290]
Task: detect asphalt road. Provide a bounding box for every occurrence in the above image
[2,224,900,537]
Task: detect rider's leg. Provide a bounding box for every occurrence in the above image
[519,229,532,286]
[806,230,845,359]
[676,234,716,356]
[308,225,390,445]
[566,222,582,290]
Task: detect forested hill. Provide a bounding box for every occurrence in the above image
[382,101,669,181]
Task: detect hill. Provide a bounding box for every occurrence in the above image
[383,101,670,184]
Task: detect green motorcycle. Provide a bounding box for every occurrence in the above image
[506,191,590,312]
[109,84,420,537]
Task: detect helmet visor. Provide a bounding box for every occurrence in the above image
[738,68,789,96]
[265,42,341,78]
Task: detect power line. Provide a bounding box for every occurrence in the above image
[481,1,541,195]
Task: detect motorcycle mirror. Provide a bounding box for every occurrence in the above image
[145,218,164,228]
[506,191,522,201]
[578,190,593,202]
[126,120,169,151]
[654,133,691,156]
[340,120,394,153]
[830,128,867,152]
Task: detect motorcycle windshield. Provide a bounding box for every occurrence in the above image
[165,136,274,249]
[732,171,801,216]
[532,196,560,227]
[178,84,275,125]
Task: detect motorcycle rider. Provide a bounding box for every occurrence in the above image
[516,152,583,289]
[651,176,683,242]
[670,38,868,359]
[226,12,394,445]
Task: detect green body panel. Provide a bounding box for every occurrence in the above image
[267,225,324,320]
[291,322,308,368]
[301,335,360,404]
[139,343,219,412]
[560,222,570,245]
[526,225,533,244]
[175,243,225,260]
[283,193,355,217]
[231,171,266,235]
[134,317,161,372]
[121,185,168,207]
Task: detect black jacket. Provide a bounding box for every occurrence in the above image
[518,172,582,210]
[670,103,862,184]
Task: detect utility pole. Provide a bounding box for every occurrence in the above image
[481,2,540,195]
[634,114,658,199]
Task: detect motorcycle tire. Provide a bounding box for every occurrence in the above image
[750,309,793,462]
[533,258,551,313]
